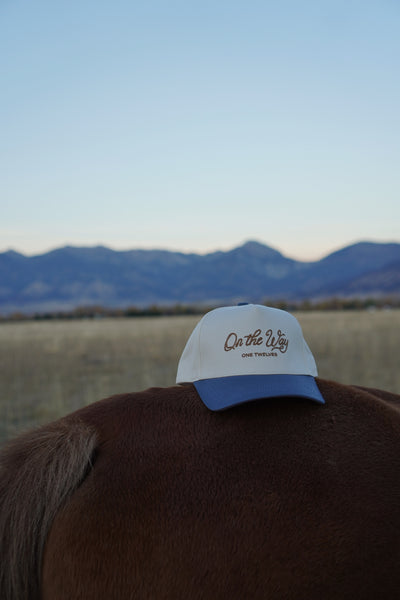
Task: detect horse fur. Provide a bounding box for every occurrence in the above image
[1,379,400,599]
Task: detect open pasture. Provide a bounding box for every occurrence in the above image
[0,310,399,444]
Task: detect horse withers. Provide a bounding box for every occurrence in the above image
[1,379,400,599]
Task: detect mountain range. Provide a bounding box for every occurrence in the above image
[1,240,400,314]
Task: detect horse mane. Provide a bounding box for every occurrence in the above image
[0,418,97,600]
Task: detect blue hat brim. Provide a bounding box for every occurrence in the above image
[194,374,325,411]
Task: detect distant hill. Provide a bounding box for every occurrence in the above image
[0,240,400,314]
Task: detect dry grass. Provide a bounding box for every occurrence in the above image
[298,310,400,392]
[0,310,399,444]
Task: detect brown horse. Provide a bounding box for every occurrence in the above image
[1,378,400,600]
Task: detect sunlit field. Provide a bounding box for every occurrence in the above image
[1,310,399,444]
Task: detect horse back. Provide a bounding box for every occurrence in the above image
[40,379,400,599]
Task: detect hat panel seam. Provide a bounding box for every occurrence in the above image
[197,313,206,380]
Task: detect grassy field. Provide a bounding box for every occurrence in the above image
[0,310,399,444]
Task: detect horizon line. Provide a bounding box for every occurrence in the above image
[1,237,400,263]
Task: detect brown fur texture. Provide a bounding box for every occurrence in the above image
[1,379,400,599]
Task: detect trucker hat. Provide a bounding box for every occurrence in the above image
[176,303,324,410]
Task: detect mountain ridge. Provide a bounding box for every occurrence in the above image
[0,240,399,314]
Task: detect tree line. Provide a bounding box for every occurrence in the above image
[1,296,399,322]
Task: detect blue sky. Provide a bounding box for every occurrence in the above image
[1,0,399,260]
